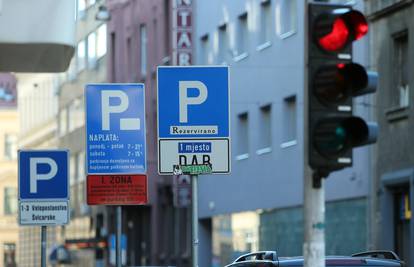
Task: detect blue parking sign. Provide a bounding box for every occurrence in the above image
[19,150,69,200]
[157,66,231,174]
[157,66,230,139]
[85,84,147,174]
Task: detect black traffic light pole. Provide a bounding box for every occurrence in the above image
[303,3,326,267]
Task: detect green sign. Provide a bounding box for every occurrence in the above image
[174,164,212,175]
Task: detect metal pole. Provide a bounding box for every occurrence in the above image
[116,206,122,267]
[303,172,325,267]
[191,174,199,267]
[41,226,47,267]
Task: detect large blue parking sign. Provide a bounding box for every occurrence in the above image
[157,66,230,174]
[85,84,146,174]
[157,66,229,139]
[19,150,69,200]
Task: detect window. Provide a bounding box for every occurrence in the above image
[77,151,86,208]
[77,0,86,19]
[200,34,209,64]
[4,134,17,160]
[235,13,248,59]
[4,188,17,215]
[77,40,86,72]
[78,151,86,182]
[277,0,297,39]
[70,155,77,186]
[68,98,84,132]
[97,24,107,59]
[281,95,297,147]
[127,37,132,79]
[259,0,272,48]
[3,243,16,267]
[393,31,409,107]
[140,24,148,77]
[218,24,228,63]
[111,32,116,82]
[66,57,77,81]
[257,105,272,154]
[236,112,249,159]
[87,32,97,68]
[59,107,68,136]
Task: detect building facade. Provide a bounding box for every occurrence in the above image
[17,72,61,266]
[106,0,192,266]
[365,1,413,267]
[194,0,374,266]
[56,0,107,266]
[0,73,19,267]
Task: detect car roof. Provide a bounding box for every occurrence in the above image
[226,251,404,267]
[277,257,403,267]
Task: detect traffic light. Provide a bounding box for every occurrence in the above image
[308,3,378,174]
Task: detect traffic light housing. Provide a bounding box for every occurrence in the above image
[308,3,378,174]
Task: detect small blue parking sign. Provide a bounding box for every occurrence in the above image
[85,83,146,174]
[19,150,69,200]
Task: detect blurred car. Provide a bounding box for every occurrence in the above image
[224,250,405,267]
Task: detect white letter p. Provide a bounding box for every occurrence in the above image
[29,157,58,193]
[179,81,208,123]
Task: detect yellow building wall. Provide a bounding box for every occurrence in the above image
[0,109,19,266]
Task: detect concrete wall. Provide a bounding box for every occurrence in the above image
[194,0,371,219]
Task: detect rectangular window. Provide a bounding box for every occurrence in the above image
[393,31,409,107]
[97,24,107,59]
[68,98,84,132]
[218,24,228,63]
[200,34,209,65]
[140,24,148,77]
[259,0,272,46]
[257,105,272,153]
[4,188,17,215]
[277,0,297,38]
[3,243,16,267]
[4,134,17,160]
[59,108,68,137]
[236,112,249,159]
[236,13,248,58]
[281,95,297,147]
[67,57,77,81]
[78,151,85,182]
[70,155,77,186]
[127,37,132,79]
[87,32,97,69]
[77,40,86,72]
[77,0,86,19]
[111,32,116,82]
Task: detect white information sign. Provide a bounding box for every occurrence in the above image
[159,139,229,174]
[19,201,69,225]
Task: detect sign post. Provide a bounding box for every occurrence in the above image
[157,66,230,267]
[85,83,147,267]
[18,150,70,267]
[41,226,47,267]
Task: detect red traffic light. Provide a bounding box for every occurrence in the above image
[313,63,369,106]
[315,10,368,52]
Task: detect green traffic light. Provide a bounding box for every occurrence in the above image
[314,122,348,157]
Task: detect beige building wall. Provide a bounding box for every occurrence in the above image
[0,108,19,266]
[16,73,61,267]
